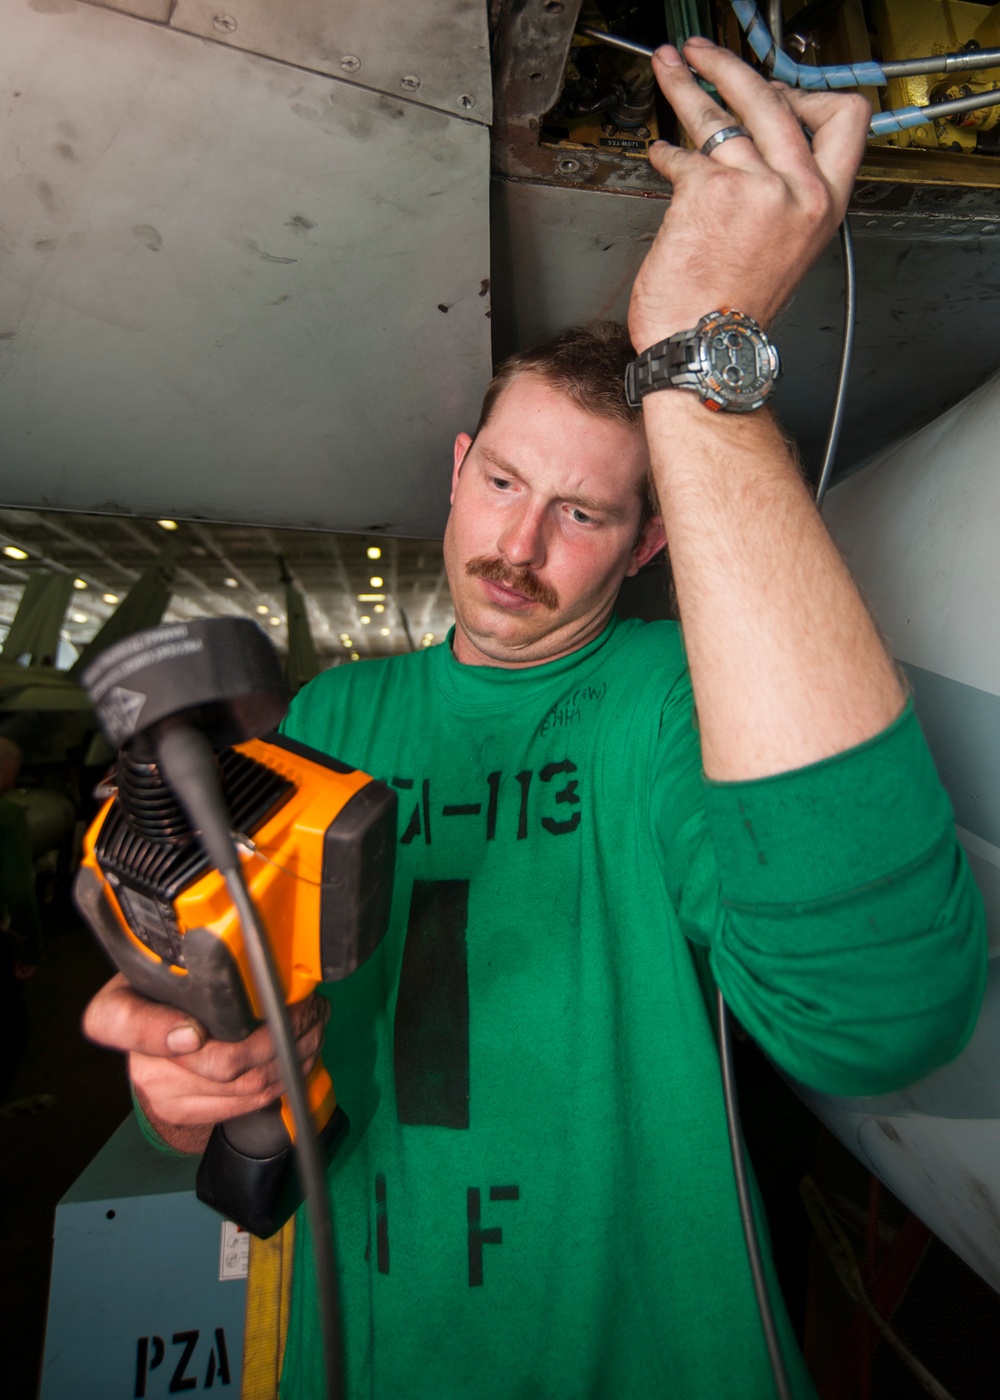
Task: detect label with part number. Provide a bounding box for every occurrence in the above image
[599,137,647,150]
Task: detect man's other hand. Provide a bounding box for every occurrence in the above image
[83,972,331,1154]
[628,38,870,353]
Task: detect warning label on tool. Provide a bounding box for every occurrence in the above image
[219,1220,250,1280]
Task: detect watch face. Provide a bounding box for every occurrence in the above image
[697,312,779,412]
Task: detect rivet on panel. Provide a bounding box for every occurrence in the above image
[340,55,361,74]
[558,158,580,174]
[213,14,237,33]
[983,223,998,234]
[458,94,476,110]
[401,75,421,93]
[543,1,565,12]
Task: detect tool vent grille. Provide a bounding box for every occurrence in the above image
[95,747,293,909]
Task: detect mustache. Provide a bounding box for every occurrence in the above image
[466,556,559,610]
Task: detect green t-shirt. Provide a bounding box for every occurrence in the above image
[278,616,985,1399]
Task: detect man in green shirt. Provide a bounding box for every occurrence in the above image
[84,41,986,1397]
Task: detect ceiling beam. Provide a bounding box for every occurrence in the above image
[31,515,141,580]
[328,536,367,657]
[189,522,283,617]
[419,563,449,634]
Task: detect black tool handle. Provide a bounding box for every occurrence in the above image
[197,1101,349,1240]
[74,864,343,1236]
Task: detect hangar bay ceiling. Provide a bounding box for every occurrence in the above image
[4,0,1000,655]
[0,509,453,665]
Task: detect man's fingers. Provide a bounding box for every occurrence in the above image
[645,139,700,187]
[778,86,872,201]
[83,972,207,1058]
[86,979,333,1134]
[658,39,810,174]
[173,991,329,1082]
[85,978,329,1077]
[652,46,767,174]
[132,1047,278,1099]
[131,1012,324,1124]
[674,39,868,199]
[653,39,867,229]
[130,1051,285,1124]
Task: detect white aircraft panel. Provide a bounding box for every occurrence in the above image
[824,367,1000,697]
[491,180,1000,479]
[169,0,492,125]
[0,1,491,536]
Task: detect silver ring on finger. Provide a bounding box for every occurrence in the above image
[700,124,753,157]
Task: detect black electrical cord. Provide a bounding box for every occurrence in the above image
[717,989,794,1400]
[715,180,856,1400]
[815,216,857,509]
[156,723,344,1400]
[224,866,344,1400]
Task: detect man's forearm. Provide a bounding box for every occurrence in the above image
[645,391,904,781]
[623,41,900,781]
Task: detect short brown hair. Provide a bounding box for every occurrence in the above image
[473,323,658,528]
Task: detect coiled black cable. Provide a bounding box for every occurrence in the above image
[155,723,344,1400]
[715,157,857,1400]
[224,865,344,1400]
[718,988,793,1400]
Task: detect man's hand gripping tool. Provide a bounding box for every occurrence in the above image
[73,618,396,1237]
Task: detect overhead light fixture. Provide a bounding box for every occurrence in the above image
[70,611,88,624]
[357,594,385,603]
[360,615,371,625]
[373,603,385,614]
[379,627,390,637]
[157,519,178,531]
[2,546,28,560]
[269,616,281,627]
[256,604,269,615]
[224,577,239,589]
[366,546,382,560]
[350,652,360,661]
[73,578,88,590]
[369,575,383,588]
[342,637,353,648]
[102,593,120,604]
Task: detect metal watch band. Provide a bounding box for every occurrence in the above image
[624,311,780,414]
[624,334,697,409]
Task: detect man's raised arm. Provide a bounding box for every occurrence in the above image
[629,39,903,781]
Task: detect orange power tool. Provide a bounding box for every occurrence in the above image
[73,618,396,1237]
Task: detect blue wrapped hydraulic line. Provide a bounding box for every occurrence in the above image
[726,1,1000,135]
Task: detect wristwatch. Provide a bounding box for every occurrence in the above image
[624,310,781,414]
